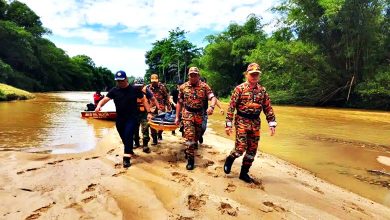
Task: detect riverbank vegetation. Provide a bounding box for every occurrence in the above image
[0,0,115,92]
[0,83,34,101]
[145,0,389,110]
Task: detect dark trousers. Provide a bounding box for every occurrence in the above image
[116,117,137,154]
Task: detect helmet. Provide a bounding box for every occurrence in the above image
[134,77,144,86]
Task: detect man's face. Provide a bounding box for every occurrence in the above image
[247,72,260,84]
[116,79,128,88]
[188,73,199,85]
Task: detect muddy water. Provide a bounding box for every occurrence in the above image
[0,92,115,154]
[208,104,390,207]
[1,93,390,207]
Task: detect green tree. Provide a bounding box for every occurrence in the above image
[4,1,49,37]
[145,28,200,84]
[197,15,267,96]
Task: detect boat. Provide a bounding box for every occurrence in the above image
[81,111,116,120]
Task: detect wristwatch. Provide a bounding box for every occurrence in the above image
[225,121,232,127]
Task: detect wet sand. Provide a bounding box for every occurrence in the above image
[1,130,390,219]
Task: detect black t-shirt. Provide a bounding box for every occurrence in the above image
[171,88,179,104]
[107,85,143,120]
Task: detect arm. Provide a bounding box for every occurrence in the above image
[175,86,183,125]
[142,97,153,120]
[225,87,240,136]
[206,96,217,115]
[261,89,277,136]
[215,98,224,115]
[95,96,111,112]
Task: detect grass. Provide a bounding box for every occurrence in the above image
[0,83,34,101]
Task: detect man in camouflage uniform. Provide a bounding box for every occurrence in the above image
[148,74,171,144]
[224,63,277,183]
[175,67,217,170]
[133,77,159,153]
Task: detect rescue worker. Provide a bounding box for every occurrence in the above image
[95,70,153,168]
[175,67,217,170]
[93,90,104,106]
[148,74,171,144]
[133,77,159,153]
[223,63,277,183]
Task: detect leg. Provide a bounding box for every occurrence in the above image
[224,120,247,174]
[199,114,208,144]
[140,117,151,153]
[150,128,158,145]
[183,118,196,170]
[240,123,260,183]
[133,118,141,148]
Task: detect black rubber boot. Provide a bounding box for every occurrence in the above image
[158,131,163,140]
[239,165,254,183]
[199,136,203,144]
[134,139,140,149]
[151,134,158,145]
[186,157,195,170]
[223,156,236,174]
[123,157,131,168]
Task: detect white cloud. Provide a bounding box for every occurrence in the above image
[21,0,278,42]
[57,43,148,77]
[20,0,279,76]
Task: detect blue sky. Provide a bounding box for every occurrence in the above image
[21,0,279,77]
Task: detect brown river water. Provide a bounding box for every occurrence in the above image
[0,92,389,207]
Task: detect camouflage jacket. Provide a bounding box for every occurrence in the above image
[226,82,276,126]
[178,81,214,113]
[147,82,170,111]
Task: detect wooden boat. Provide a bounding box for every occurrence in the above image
[81,111,116,120]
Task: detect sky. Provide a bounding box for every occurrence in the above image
[20,0,279,77]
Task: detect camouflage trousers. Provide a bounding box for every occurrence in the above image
[133,112,150,145]
[182,111,203,158]
[229,115,261,166]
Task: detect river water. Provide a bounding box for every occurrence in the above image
[1,92,389,207]
[0,92,115,154]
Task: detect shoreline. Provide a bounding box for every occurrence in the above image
[1,129,389,219]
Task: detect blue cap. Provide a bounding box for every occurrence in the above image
[115,70,127,80]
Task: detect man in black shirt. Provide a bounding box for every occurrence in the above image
[95,70,152,168]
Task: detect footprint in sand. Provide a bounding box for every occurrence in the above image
[114,163,122,169]
[112,171,126,177]
[207,151,218,155]
[25,202,55,220]
[187,194,208,211]
[224,183,237,193]
[85,156,100,160]
[17,167,41,175]
[81,195,97,203]
[207,171,219,178]
[107,149,115,154]
[262,201,286,212]
[247,178,265,190]
[218,202,239,216]
[171,172,194,186]
[82,183,97,193]
[46,159,64,165]
[175,216,193,220]
[200,160,214,168]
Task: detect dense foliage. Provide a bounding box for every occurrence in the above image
[145,1,389,110]
[0,0,115,91]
